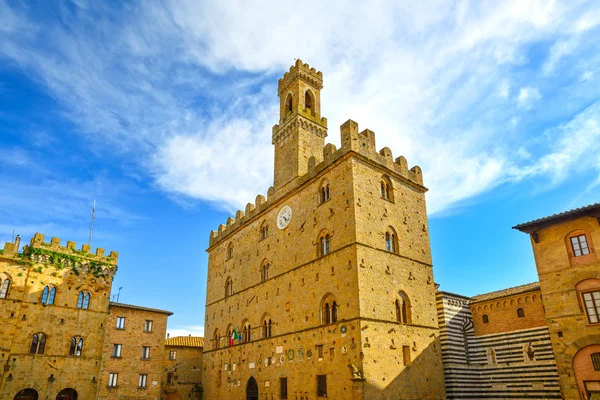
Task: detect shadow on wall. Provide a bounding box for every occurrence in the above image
[362,339,445,400]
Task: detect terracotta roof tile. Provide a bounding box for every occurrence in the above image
[109,302,173,315]
[513,203,600,233]
[470,282,540,303]
[165,336,204,348]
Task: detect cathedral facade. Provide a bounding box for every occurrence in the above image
[203,60,446,400]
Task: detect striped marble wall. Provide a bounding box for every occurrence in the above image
[437,292,562,399]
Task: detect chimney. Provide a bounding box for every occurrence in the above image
[14,235,21,252]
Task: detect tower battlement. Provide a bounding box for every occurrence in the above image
[278,59,323,96]
[1,232,118,266]
[209,119,425,247]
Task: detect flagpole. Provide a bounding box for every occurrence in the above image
[88,200,96,246]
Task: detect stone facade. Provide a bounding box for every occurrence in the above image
[0,234,175,400]
[514,204,600,399]
[203,60,445,400]
[163,336,204,400]
[0,233,117,400]
[97,303,172,400]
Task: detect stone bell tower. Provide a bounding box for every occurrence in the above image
[272,59,328,192]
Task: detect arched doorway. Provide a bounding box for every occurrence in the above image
[56,389,78,400]
[14,389,38,400]
[246,377,258,400]
[573,344,600,399]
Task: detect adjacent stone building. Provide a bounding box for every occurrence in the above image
[97,302,172,400]
[203,60,445,400]
[0,233,175,400]
[514,203,600,399]
[438,285,561,399]
[164,336,204,400]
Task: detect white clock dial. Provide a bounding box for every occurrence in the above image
[277,205,292,229]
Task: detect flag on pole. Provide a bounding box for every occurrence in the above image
[230,329,236,346]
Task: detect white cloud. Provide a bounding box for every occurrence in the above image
[1,1,599,216]
[168,325,205,338]
[517,87,542,109]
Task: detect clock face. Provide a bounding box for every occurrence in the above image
[277,205,292,229]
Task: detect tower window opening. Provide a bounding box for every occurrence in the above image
[570,234,590,256]
[482,314,489,324]
[305,90,313,110]
[517,307,525,318]
[286,94,293,113]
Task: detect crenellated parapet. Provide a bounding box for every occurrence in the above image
[209,119,426,247]
[25,232,119,265]
[278,59,323,96]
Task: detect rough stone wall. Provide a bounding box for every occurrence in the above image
[470,290,546,335]
[352,158,444,399]
[163,344,204,399]
[527,215,600,399]
[97,304,169,400]
[0,233,117,400]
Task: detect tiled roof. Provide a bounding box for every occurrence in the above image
[165,336,204,348]
[470,282,540,303]
[109,302,173,315]
[513,203,600,233]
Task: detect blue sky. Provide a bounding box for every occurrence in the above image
[1,0,599,336]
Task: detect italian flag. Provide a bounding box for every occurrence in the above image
[230,329,236,346]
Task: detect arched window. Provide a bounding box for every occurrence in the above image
[41,286,56,305]
[30,333,46,354]
[77,291,91,309]
[285,93,293,113]
[397,292,411,324]
[487,348,496,364]
[305,90,313,110]
[261,262,270,282]
[319,233,331,257]
[0,274,11,298]
[320,184,330,204]
[261,314,273,339]
[380,175,394,202]
[69,337,83,356]
[225,277,233,298]
[13,389,38,400]
[226,243,234,260]
[482,314,489,324]
[213,329,220,349]
[517,308,525,318]
[385,227,399,254]
[242,320,252,342]
[320,293,338,325]
[260,222,269,240]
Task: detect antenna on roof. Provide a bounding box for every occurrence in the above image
[116,286,123,303]
[12,229,15,242]
[88,200,96,246]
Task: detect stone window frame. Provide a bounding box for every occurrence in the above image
[395,291,412,324]
[41,285,57,305]
[225,277,233,298]
[317,229,332,257]
[565,229,596,265]
[0,273,11,299]
[213,329,220,350]
[576,279,600,325]
[380,174,395,202]
[305,89,315,113]
[141,345,151,360]
[517,307,525,318]
[260,260,271,282]
[385,226,399,254]
[320,293,338,325]
[259,221,269,241]
[68,336,84,357]
[318,178,331,205]
[169,350,177,360]
[241,319,252,343]
[226,242,234,261]
[29,332,47,354]
[285,92,294,114]
[112,343,122,358]
[108,372,118,388]
[138,374,148,388]
[260,313,273,339]
[116,316,125,329]
[77,290,91,309]
[482,314,489,324]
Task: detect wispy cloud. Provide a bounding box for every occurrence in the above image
[168,325,205,338]
[1,0,599,216]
